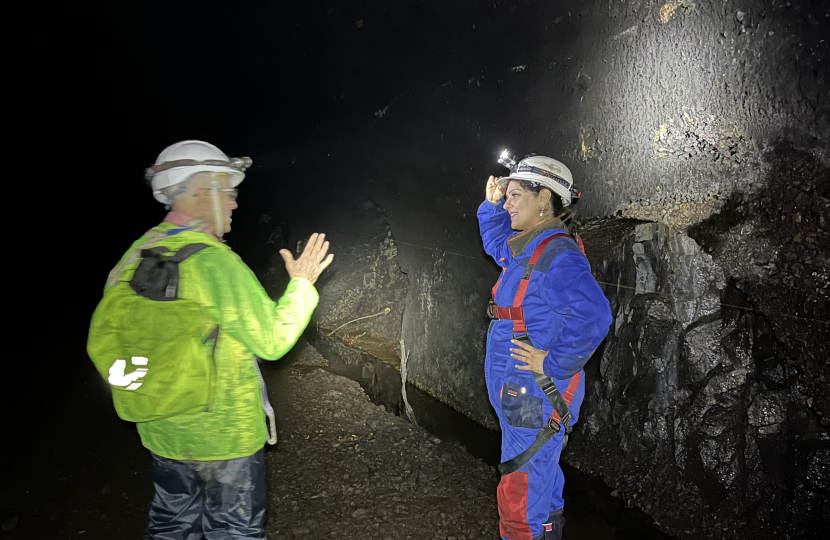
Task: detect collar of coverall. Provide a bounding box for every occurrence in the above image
[507,217,568,258]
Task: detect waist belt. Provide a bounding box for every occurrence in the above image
[488,233,582,476]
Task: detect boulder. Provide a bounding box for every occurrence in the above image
[565,223,828,539]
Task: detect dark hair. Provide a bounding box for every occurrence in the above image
[513,180,578,229]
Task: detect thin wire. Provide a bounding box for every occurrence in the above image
[343,228,829,326]
[326,308,391,337]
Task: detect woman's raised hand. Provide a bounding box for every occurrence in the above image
[486,175,507,205]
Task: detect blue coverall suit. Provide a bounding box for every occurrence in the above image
[478,200,612,540]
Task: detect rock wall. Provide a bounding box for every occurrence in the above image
[565,222,828,539]
[236,0,828,429]
[214,2,830,534]
[303,200,409,367]
[283,197,503,429]
[689,141,830,428]
[400,241,500,429]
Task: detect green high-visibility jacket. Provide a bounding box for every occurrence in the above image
[97,223,318,461]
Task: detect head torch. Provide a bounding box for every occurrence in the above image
[498,149,518,172]
[496,148,581,206]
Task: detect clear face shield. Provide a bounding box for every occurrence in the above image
[208,176,239,240]
[210,177,227,239]
[145,156,251,238]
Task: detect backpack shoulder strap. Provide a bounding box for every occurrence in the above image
[169,243,210,263]
[139,246,170,258]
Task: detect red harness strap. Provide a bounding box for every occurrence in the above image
[490,232,585,425]
[492,233,587,476]
[490,233,573,336]
[550,370,581,425]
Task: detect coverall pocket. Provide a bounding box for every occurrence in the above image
[501,380,543,429]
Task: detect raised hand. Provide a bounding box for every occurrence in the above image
[486,175,507,205]
[279,233,334,285]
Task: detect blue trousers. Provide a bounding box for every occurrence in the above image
[145,449,266,540]
[497,430,567,540]
[488,372,584,540]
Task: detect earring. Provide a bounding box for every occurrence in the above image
[539,209,544,217]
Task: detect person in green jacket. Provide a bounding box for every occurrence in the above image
[99,140,333,540]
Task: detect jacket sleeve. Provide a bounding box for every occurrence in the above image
[188,248,319,361]
[477,200,514,267]
[539,251,612,379]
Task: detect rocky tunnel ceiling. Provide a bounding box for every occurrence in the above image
[95,0,827,218]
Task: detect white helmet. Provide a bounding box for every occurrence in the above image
[145,140,252,204]
[498,150,580,207]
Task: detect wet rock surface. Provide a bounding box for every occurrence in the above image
[689,141,830,426]
[566,222,829,540]
[578,217,644,270]
[263,342,501,540]
[294,200,408,367]
[237,0,829,446]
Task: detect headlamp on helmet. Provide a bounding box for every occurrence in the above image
[498,149,518,172]
[495,147,580,207]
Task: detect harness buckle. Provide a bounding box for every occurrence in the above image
[547,416,562,434]
[513,330,531,344]
[487,301,497,320]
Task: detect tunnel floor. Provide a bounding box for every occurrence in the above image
[5,340,677,540]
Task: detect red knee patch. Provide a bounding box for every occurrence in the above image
[497,471,533,540]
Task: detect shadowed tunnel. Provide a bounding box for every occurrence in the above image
[4,1,828,539]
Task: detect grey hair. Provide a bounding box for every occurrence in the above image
[159,177,192,208]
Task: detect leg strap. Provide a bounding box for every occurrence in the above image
[498,421,559,475]
[498,371,581,476]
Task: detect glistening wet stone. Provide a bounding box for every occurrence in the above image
[567,223,829,540]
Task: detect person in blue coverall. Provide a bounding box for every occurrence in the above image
[478,154,612,540]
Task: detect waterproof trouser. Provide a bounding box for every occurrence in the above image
[145,449,266,540]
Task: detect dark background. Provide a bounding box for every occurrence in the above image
[4,0,828,536]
